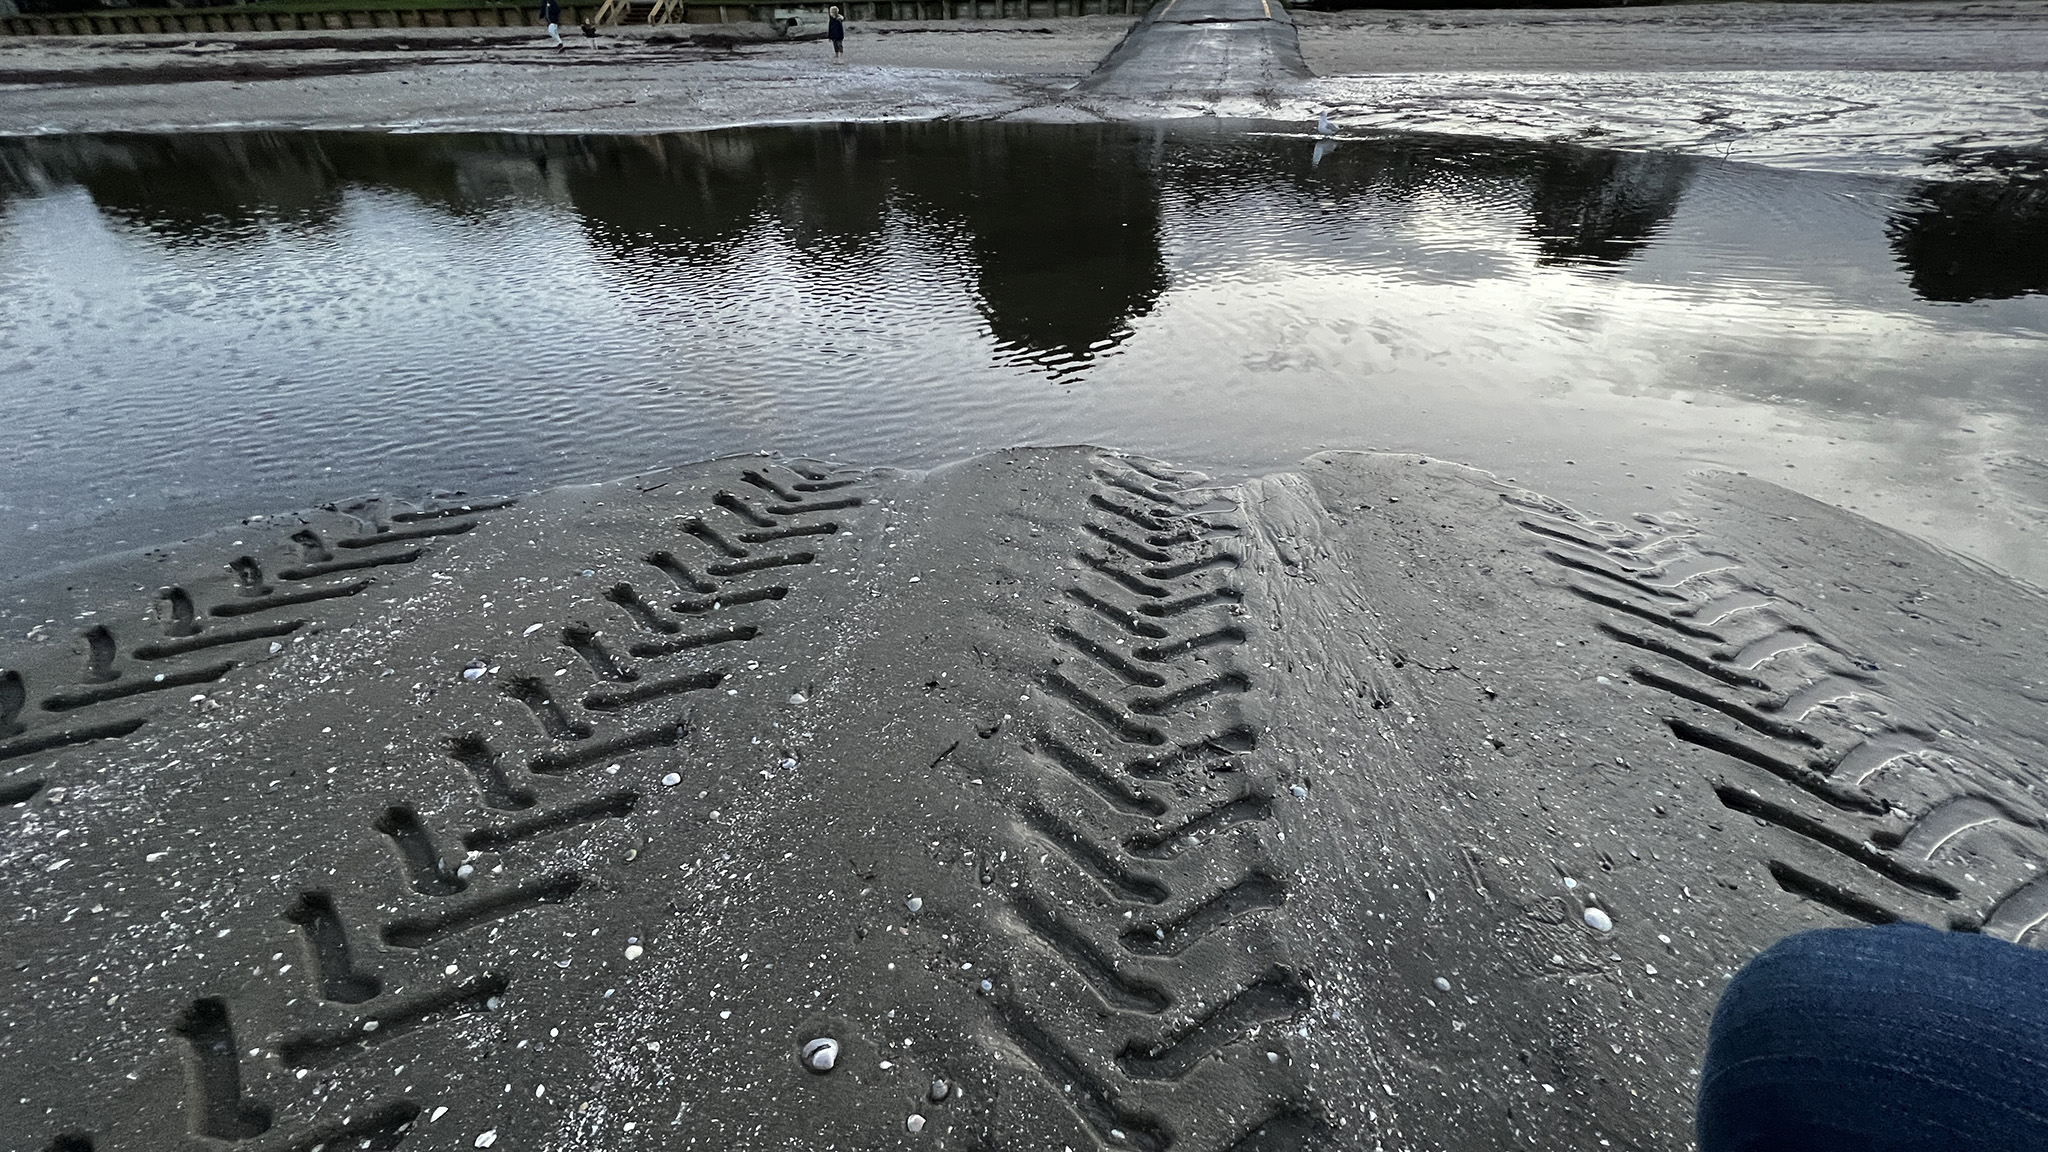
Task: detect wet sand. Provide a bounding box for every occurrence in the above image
[5,448,2045,1150]
[2,2,2044,180]
[0,22,1127,134]
[1298,1,2048,73]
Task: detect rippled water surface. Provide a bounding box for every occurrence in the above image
[2,124,2045,583]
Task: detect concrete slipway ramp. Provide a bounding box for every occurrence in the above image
[1076,0,1311,106]
[5,447,2046,1150]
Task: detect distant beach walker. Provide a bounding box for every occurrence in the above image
[541,0,563,48]
[829,5,845,56]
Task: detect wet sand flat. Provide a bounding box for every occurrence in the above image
[1297,1,2048,74]
[3,448,2044,1149]
[2,2,2044,177]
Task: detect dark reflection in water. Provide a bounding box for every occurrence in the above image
[1888,181,2048,302]
[0,132,501,244]
[1523,149,1695,268]
[0,126,1711,374]
[916,130,1165,372]
[1,123,2045,586]
[558,125,1167,373]
[1157,130,1694,273]
[0,127,1169,372]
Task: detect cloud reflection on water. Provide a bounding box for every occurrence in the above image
[0,123,2043,584]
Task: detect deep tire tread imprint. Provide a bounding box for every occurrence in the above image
[6,465,871,1151]
[1511,493,2048,945]
[980,455,1333,1152]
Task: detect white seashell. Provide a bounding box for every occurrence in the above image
[906,896,923,913]
[802,1037,840,1073]
[906,1114,926,1134]
[624,944,644,960]
[789,692,808,704]
[1433,977,1451,992]
[474,1131,498,1149]
[1584,906,1614,932]
[662,773,681,787]
[929,1079,950,1102]
[461,660,487,681]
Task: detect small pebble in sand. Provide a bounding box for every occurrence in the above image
[906,896,924,913]
[1584,907,1614,932]
[801,1037,839,1073]
[906,1114,927,1134]
[462,660,487,681]
[978,979,993,993]
[1289,784,1308,799]
[523,623,544,636]
[662,773,682,787]
[624,944,644,960]
[1434,977,1451,992]
[789,692,809,704]
[929,1079,950,1102]
[780,758,798,771]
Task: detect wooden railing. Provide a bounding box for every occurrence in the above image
[2,0,1133,34]
[2,5,592,33]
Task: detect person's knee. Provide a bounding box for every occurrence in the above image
[1699,922,2048,1152]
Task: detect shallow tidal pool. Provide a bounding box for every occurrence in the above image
[1,123,2043,583]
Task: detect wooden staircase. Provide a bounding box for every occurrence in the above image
[592,0,679,25]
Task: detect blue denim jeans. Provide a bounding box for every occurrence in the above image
[1698,922,2048,1152]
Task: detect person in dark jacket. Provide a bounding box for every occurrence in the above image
[541,0,563,48]
[827,5,844,56]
